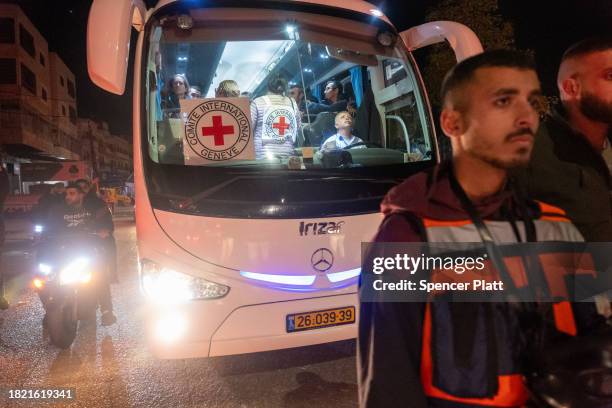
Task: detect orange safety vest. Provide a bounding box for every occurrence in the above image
[419,201,591,407]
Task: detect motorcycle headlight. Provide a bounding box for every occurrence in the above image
[59,257,92,285]
[34,224,44,233]
[140,259,229,303]
[38,263,53,275]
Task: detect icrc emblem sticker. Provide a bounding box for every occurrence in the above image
[180,98,255,165]
[311,248,334,273]
[263,108,296,143]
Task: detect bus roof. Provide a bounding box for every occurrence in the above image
[152,0,394,27]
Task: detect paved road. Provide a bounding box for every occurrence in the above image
[0,222,357,407]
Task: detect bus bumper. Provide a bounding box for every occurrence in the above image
[145,292,358,359]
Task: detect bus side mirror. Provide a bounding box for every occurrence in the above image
[399,21,483,62]
[87,0,146,95]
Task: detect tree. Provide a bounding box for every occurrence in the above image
[415,0,520,159]
[421,0,517,108]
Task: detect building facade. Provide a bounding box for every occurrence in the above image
[0,4,79,161]
[78,118,132,186]
[49,52,79,159]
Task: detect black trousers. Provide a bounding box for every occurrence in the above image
[98,236,116,312]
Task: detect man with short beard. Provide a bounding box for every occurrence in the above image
[515,37,612,242]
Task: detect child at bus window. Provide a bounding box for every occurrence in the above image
[320,111,365,150]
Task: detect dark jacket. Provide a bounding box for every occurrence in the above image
[513,106,612,242]
[84,190,108,211]
[354,87,382,145]
[306,99,348,114]
[45,201,113,236]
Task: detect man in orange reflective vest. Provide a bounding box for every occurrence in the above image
[358,50,604,407]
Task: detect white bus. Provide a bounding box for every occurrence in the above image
[87,0,482,359]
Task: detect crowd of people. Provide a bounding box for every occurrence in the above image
[158,68,364,159]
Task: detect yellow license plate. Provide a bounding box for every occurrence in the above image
[286,306,356,333]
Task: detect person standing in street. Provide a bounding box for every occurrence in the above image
[515,37,612,242]
[34,182,66,225]
[358,50,603,408]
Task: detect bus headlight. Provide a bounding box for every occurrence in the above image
[140,259,229,303]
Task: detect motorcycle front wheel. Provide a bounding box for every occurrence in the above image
[46,299,78,349]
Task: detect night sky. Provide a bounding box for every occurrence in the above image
[7,0,611,136]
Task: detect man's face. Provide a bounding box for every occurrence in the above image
[289,87,303,103]
[324,83,338,101]
[65,188,84,207]
[451,67,541,169]
[335,112,353,130]
[577,50,612,125]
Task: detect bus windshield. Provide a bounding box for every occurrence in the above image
[143,8,436,218]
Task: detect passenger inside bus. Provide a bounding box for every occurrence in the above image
[189,85,202,98]
[149,26,434,169]
[320,111,365,151]
[215,79,240,98]
[288,85,306,115]
[306,80,349,115]
[251,75,301,159]
[162,74,191,118]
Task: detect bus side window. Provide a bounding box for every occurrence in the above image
[147,69,160,162]
[372,57,434,160]
[386,115,409,152]
[157,119,185,164]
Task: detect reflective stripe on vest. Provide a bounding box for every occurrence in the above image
[420,201,582,406]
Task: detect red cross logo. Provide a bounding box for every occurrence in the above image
[201,116,234,146]
[272,116,290,136]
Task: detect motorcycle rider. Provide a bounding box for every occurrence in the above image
[45,181,117,326]
[34,182,65,228]
[76,178,119,283]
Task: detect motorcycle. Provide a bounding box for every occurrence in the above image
[32,233,107,348]
[526,326,612,407]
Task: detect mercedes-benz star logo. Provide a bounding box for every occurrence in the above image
[311,248,334,273]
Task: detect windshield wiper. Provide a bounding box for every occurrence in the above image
[174,176,266,210]
[166,174,399,212]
